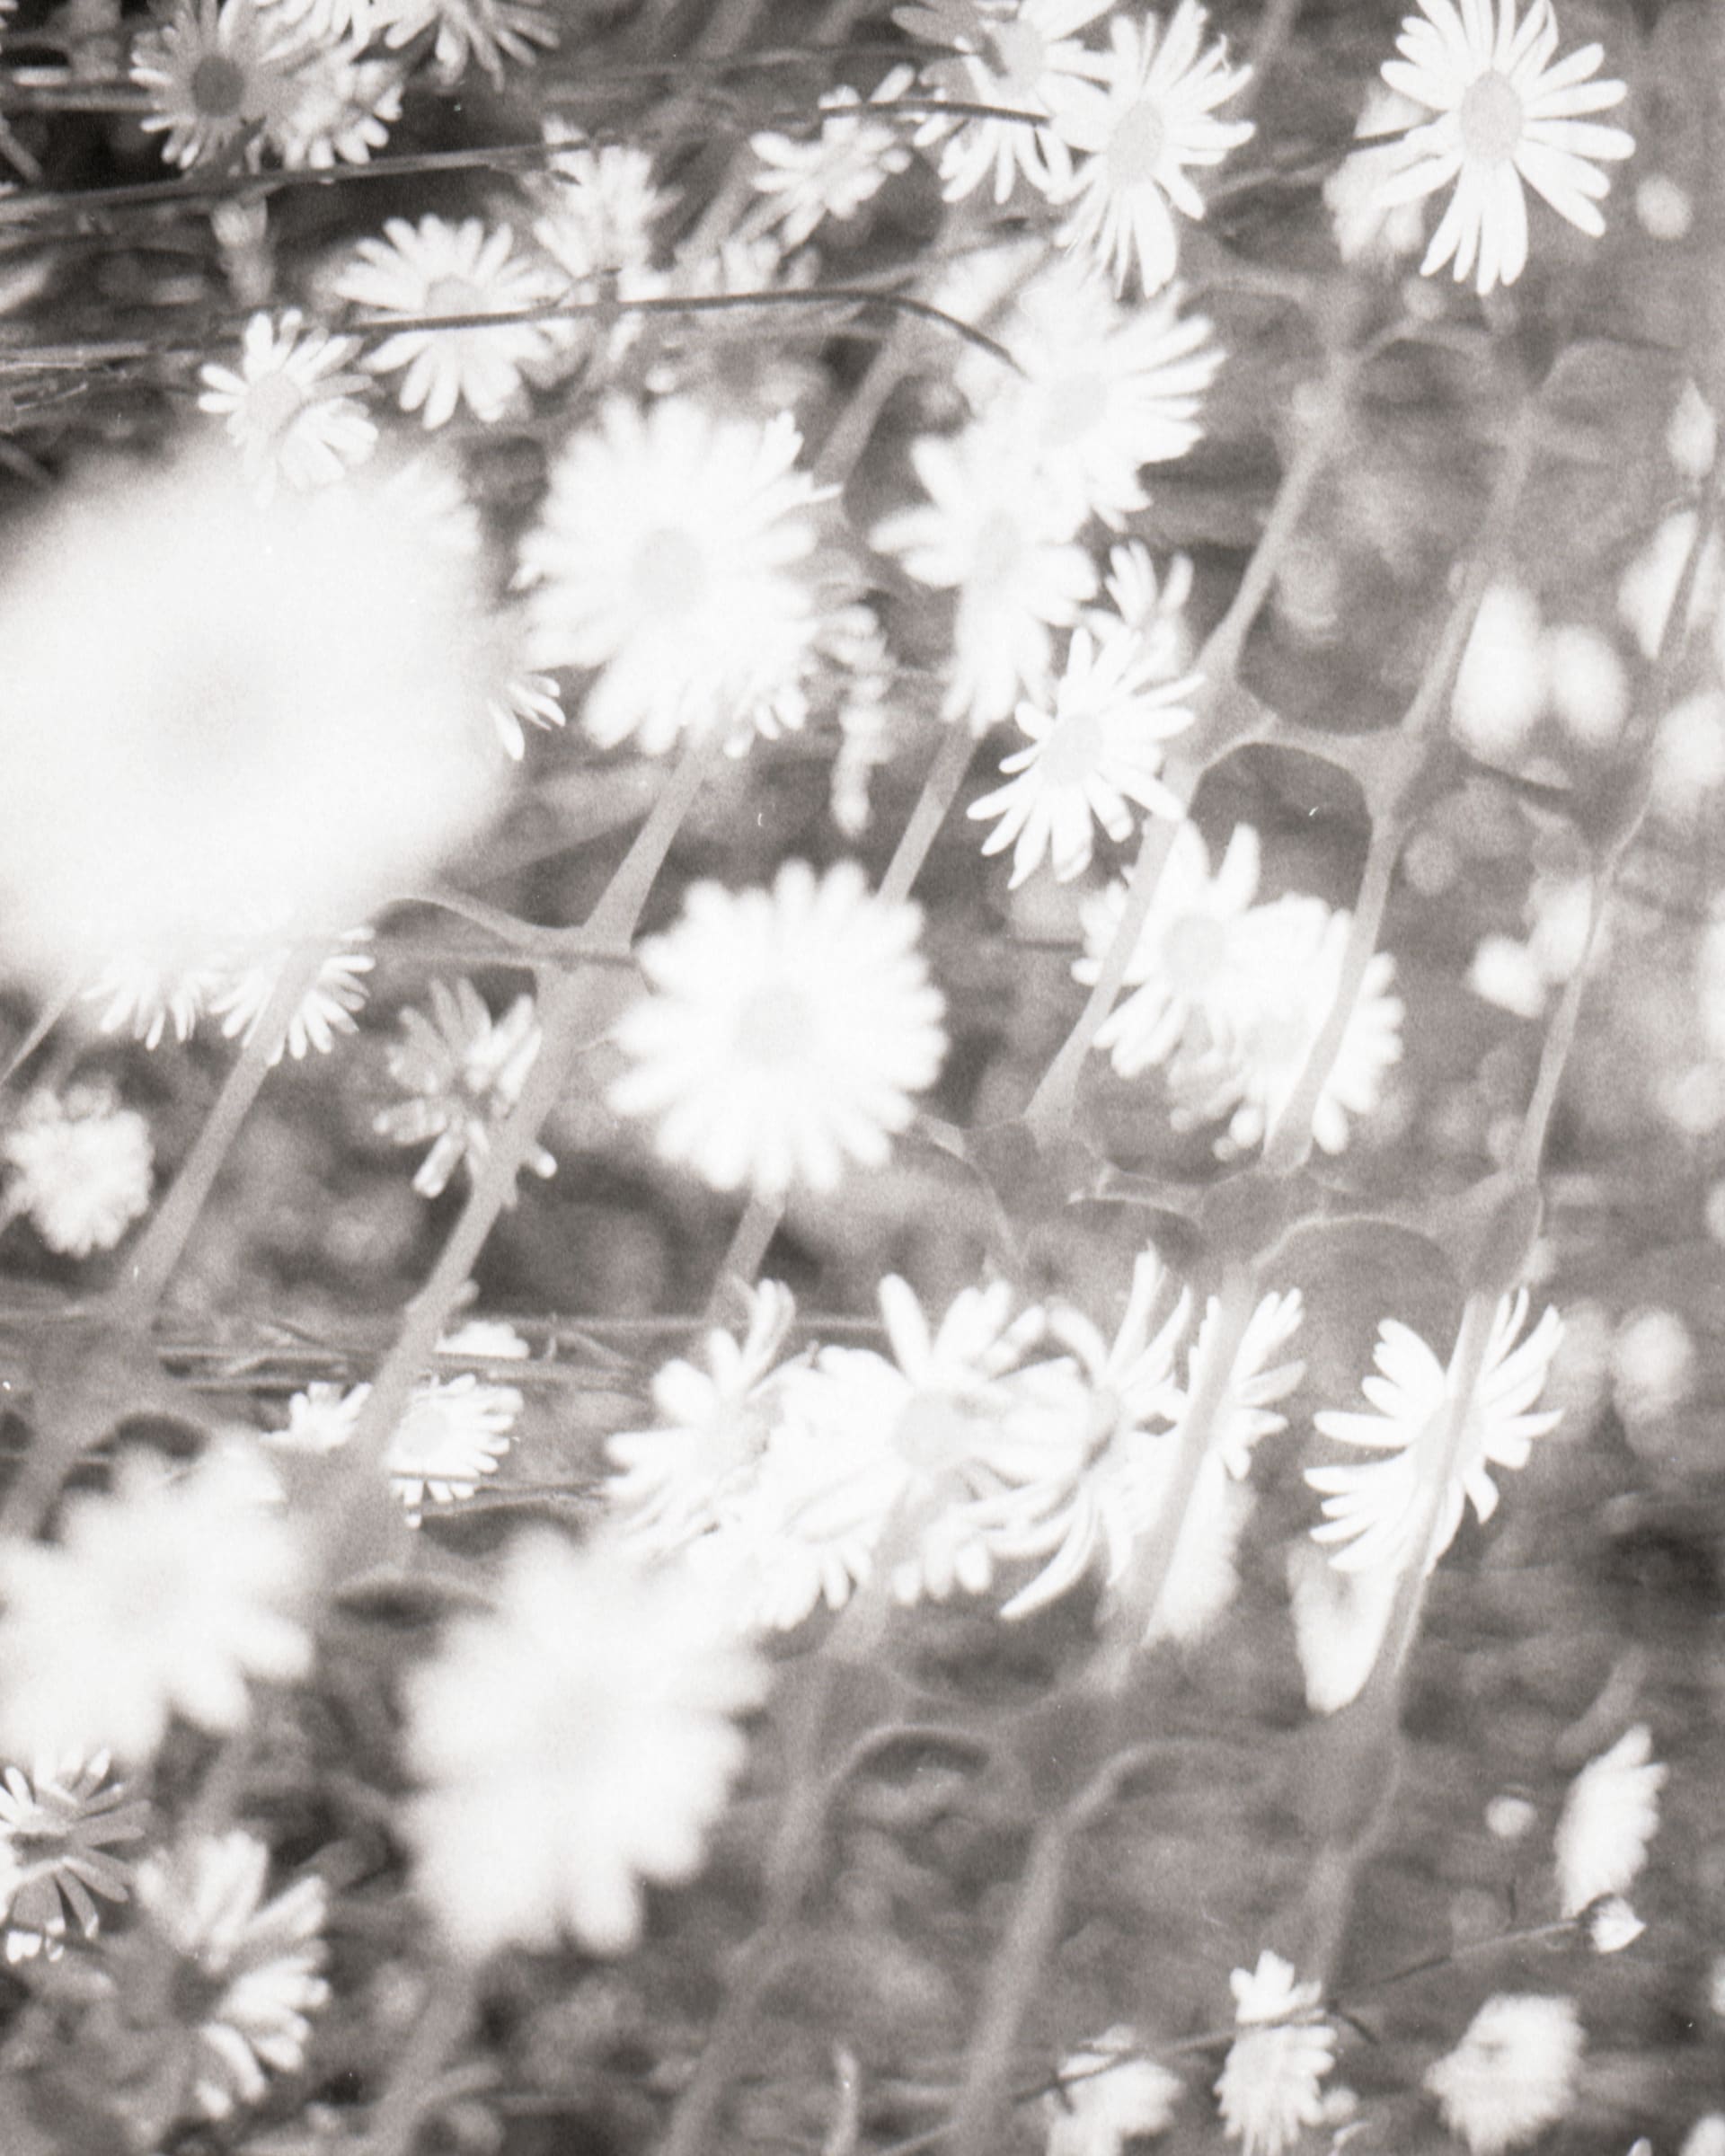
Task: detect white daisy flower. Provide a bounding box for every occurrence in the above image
[1083,820,1263,1070]
[896,0,1112,206]
[209,927,374,1063]
[606,1280,799,1554]
[336,216,564,431]
[2,1083,153,1259]
[1161,896,1404,1158]
[960,261,1224,531]
[1087,541,1196,676]
[532,125,670,282]
[748,66,916,248]
[1306,1290,1563,1577]
[274,1381,366,1455]
[969,628,1199,888]
[130,0,302,172]
[765,1274,1082,1611]
[1045,2027,1182,2156]
[1424,1994,1583,2156]
[100,1830,328,2124]
[1372,0,1636,296]
[0,1448,310,1765]
[518,398,828,755]
[1054,2,1254,296]
[385,1373,521,1517]
[364,0,555,84]
[374,978,553,1201]
[402,1530,766,1957]
[1554,1724,1666,1920]
[266,45,403,171]
[872,425,1095,730]
[607,861,947,1198]
[199,310,376,503]
[0,1753,147,1962]
[1216,1951,1337,2156]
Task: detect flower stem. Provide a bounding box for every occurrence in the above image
[355,1960,478,2156]
[879,720,976,908]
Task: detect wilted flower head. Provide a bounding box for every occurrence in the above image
[1216,1951,1336,2156]
[1424,1994,1584,2156]
[0,1448,311,1765]
[97,1830,329,2125]
[1554,1723,1666,1920]
[2,1083,153,1259]
[1045,2026,1181,2156]
[0,448,500,1013]
[403,1530,766,1958]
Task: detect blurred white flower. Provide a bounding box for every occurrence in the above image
[1485,1793,1538,1844]
[519,398,827,755]
[1161,896,1403,1158]
[1087,542,1196,677]
[275,1382,366,1455]
[338,216,564,430]
[1084,819,1262,1069]
[1650,693,1725,827]
[1325,86,1428,266]
[1216,1951,1336,2156]
[1545,624,1627,747]
[607,861,946,1197]
[0,1752,146,1961]
[1453,583,1547,763]
[1308,1291,1562,1577]
[199,310,376,503]
[101,1829,328,2124]
[872,424,1095,730]
[1666,380,1717,483]
[1045,2026,1181,2156]
[1371,0,1634,296]
[1617,509,1723,664]
[1585,1897,1644,1955]
[438,1317,530,1362]
[748,67,916,246]
[1554,1724,1666,1920]
[960,259,1224,531]
[403,1531,765,1957]
[2,1083,153,1259]
[1054,2,1253,296]
[1609,1308,1696,1428]
[375,978,553,1201]
[1286,1538,1399,1714]
[969,629,1198,888]
[0,1448,310,1764]
[0,448,498,1012]
[1424,1994,1583,2156]
[532,125,669,282]
[1684,2121,1725,2156]
[757,1275,1080,1614]
[607,1280,799,1553]
[898,0,1110,206]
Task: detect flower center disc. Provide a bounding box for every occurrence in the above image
[1107,100,1167,188]
[892,1392,976,1477]
[423,274,485,320]
[734,983,810,1065]
[1163,913,1228,989]
[1040,370,1106,448]
[632,526,710,619]
[244,371,310,440]
[190,52,249,118]
[1038,711,1104,786]
[1457,71,1525,165]
[971,508,1024,590]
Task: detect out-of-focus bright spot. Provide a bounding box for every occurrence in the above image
[1681,2119,1725,2156]
[1635,173,1693,242]
[1667,380,1717,482]
[1528,876,1593,984]
[1706,1181,1725,1247]
[1273,539,1341,643]
[1618,510,1723,662]
[0,446,501,1006]
[1469,933,1547,1019]
[1485,1794,1537,1842]
[1610,1307,1697,1428]
[1657,1063,1725,1137]
[1544,1298,1611,1428]
[1701,916,1725,1062]
[1651,692,1725,824]
[1545,626,1627,747]
[1453,584,1545,760]
[1402,826,1458,897]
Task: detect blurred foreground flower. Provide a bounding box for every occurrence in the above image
[1054,2,1253,296]
[1215,1951,1336,2156]
[1306,1291,1562,1577]
[2,1084,153,1258]
[1371,0,1634,296]
[1424,1994,1583,2156]
[607,861,946,1197]
[403,1531,766,1957]
[0,1449,310,1764]
[1554,1724,1665,1919]
[0,447,499,1012]
[376,978,553,1199]
[1045,2026,1181,2156]
[519,397,828,755]
[0,1752,146,1961]
[95,1830,328,2126]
